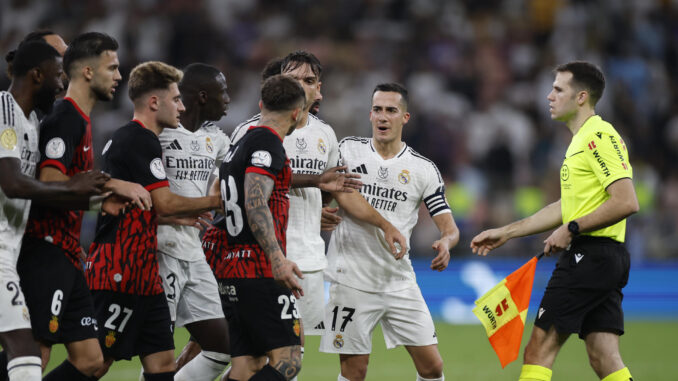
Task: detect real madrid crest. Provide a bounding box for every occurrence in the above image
[206,137,214,153]
[317,138,326,154]
[333,334,344,349]
[398,169,410,184]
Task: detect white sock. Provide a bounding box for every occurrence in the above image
[138,368,145,381]
[338,374,350,381]
[416,373,444,381]
[7,356,41,381]
[175,350,230,381]
[289,347,304,381]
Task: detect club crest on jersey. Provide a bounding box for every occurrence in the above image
[377,166,389,181]
[398,169,411,184]
[150,158,166,179]
[0,128,17,150]
[333,334,344,349]
[49,315,59,333]
[105,331,116,347]
[251,150,272,167]
[317,138,326,154]
[22,307,30,322]
[45,137,66,159]
[296,137,307,152]
[190,140,200,152]
[205,137,214,153]
[293,319,301,336]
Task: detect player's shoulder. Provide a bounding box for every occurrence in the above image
[308,113,332,129]
[0,91,18,127]
[404,146,444,180]
[200,121,230,141]
[40,98,85,129]
[339,136,371,147]
[231,113,261,144]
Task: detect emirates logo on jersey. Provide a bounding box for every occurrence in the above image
[317,138,326,154]
[296,137,307,151]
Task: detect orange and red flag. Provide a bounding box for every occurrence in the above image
[472,255,540,368]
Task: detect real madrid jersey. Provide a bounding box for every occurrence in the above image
[231,113,339,271]
[325,137,451,292]
[0,91,39,266]
[157,122,230,261]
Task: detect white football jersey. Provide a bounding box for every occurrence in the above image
[157,122,230,261]
[231,113,339,271]
[325,137,451,292]
[0,91,39,268]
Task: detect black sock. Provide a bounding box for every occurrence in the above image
[0,351,7,381]
[143,371,175,381]
[249,364,287,381]
[43,360,90,381]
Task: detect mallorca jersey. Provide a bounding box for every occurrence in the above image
[560,115,632,242]
[157,121,230,261]
[0,91,39,267]
[24,97,93,269]
[87,120,169,295]
[232,113,339,271]
[219,125,291,279]
[325,137,451,292]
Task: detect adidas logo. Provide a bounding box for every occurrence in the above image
[314,321,325,330]
[165,139,182,150]
[574,253,584,263]
[538,308,545,319]
[351,164,368,174]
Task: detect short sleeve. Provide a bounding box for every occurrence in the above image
[244,129,286,181]
[326,128,340,168]
[120,128,169,191]
[215,129,231,163]
[422,162,451,217]
[0,97,20,159]
[38,112,84,174]
[582,131,632,189]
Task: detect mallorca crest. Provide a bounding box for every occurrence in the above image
[377,166,389,180]
[296,137,307,151]
[49,315,59,333]
[105,331,116,347]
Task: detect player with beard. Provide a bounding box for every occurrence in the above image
[17,32,151,381]
[0,41,109,381]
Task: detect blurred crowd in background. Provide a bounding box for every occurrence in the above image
[2,0,677,261]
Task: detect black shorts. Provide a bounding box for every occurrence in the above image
[535,236,630,339]
[91,290,174,360]
[221,278,301,357]
[17,237,97,344]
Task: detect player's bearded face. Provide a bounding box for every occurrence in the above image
[35,58,64,114]
[284,63,321,112]
[91,51,121,101]
[370,91,410,144]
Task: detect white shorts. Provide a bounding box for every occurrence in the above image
[298,270,325,336]
[319,282,437,354]
[0,265,32,332]
[157,253,224,327]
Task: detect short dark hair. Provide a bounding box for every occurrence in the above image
[261,74,305,112]
[128,61,183,101]
[261,57,283,81]
[5,29,57,65]
[180,63,221,93]
[9,41,60,77]
[63,32,118,76]
[373,82,409,109]
[281,51,322,79]
[555,61,605,106]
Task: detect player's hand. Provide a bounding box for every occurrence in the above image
[78,247,88,263]
[108,179,152,211]
[176,340,202,371]
[321,206,342,231]
[384,225,407,260]
[430,239,451,271]
[470,228,510,256]
[66,170,111,195]
[318,166,362,193]
[102,193,130,216]
[271,254,304,299]
[159,212,213,232]
[543,224,572,255]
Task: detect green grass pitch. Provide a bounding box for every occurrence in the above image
[37,321,676,380]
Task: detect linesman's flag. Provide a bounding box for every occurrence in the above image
[472,255,541,368]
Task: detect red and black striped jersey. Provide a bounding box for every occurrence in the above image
[86,120,169,295]
[202,215,229,279]
[24,97,93,269]
[218,126,291,279]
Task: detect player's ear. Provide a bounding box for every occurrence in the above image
[402,111,410,124]
[577,90,588,106]
[198,90,208,105]
[258,100,263,111]
[149,95,159,112]
[30,67,43,86]
[82,65,94,81]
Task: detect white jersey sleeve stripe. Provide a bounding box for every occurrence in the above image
[423,191,450,216]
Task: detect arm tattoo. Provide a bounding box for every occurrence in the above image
[272,345,302,379]
[244,173,282,263]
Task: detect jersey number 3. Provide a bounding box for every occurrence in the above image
[221,176,244,236]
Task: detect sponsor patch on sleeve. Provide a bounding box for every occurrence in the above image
[251,150,272,167]
[150,157,166,179]
[45,137,66,159]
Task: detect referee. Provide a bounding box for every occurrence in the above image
[471,61,638,381]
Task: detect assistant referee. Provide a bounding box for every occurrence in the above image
[470,61,638,381]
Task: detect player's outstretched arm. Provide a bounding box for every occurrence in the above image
[291,165,362,192]
[471,200,562,256]
[103,178,152,211]
[0,158,109,205]
[245,172,304,298]
[333,190,408,259]
[151,186,220,217]
[430,213,460,271]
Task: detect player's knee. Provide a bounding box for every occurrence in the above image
[417,357,443,378]
[73,350,104,375]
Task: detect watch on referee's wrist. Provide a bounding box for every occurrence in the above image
[567,221,580,236]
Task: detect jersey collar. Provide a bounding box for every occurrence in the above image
[248,125,283,142]
[64,97,90,123]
